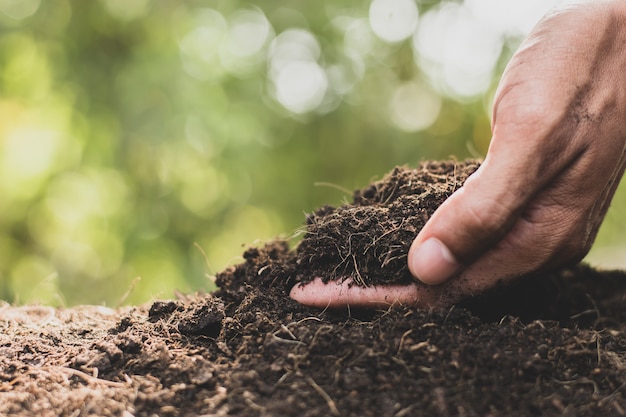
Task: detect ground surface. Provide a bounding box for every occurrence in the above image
[2,160,626,417]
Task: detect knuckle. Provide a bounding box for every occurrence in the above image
[463,198,513,242]
[494,81,553,127]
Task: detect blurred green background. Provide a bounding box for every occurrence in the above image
[1,0,624,306]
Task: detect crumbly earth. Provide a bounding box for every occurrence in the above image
[296,160,481,286]
[2,160,626,417]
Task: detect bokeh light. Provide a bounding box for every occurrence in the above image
[178,9,228,81]
[464,0,560,35]
[389,81,442,132]
[269,29,328,114]
[100,0,151,21]
[369,0,419,43]
[273,60,328,114]
[0,0,40,20]
[342,18,375,58]
[412,2,502,98]
[219,8,274,76]
[9,255,58,305]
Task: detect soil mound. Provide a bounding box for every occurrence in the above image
[2,160,626,417]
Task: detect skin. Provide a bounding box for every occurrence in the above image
[291,0,626,309]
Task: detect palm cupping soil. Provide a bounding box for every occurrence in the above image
[2,160,626,417]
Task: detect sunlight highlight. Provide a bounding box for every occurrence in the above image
[412,2,502,98]
[178,9,228,81]
[369,0,419,43]
[219,8,274,76]
[389,81,442,132]
[0,0,40,20]
[1,127,61,185]
[465,0,561,35]
[101,0,152,21]
[269,29,328,114]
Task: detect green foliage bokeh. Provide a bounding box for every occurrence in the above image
[0,0,624,306]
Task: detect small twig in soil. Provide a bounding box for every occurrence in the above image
[279,324,298,340]
[380,250,406,269]
[352,255,365,287]
[443,305,455,324]
[394,404,417,417]
[295,317,322,325]
[587,293,601,316]
[243,391,266,412]
[595,331,602,366]
[396,329,413,354]
[308,325,334,352]
[313,182,352,196]
[552,377,599,396]
[613,402,626,416]
[268,333,306,346]
[117,276,141,308]
[40,366,128,388]
[391,356,411,374]
[193,242,215,279]
[305,375,340,416]
[569,309,598,320]
[364,220,405,254]
[408,341,430,352]
[270,325,306,346]
[382,181,399,205]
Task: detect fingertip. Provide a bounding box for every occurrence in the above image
[289,278,334,308]
[289,281,311,303]
[408,237,461,285]
[290,277,423,309]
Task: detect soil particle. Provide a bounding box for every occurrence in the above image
[2,160,626,417]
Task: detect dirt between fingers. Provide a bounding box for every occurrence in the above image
[2,160,626,417]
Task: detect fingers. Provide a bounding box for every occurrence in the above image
[439,142,625,294]
[408,156,533,285]
[289,278,424,309]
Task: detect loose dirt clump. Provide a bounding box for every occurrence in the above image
[296,160,480,286]
[2,159,626,417]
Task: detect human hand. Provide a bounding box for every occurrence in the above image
[291,0,626,309]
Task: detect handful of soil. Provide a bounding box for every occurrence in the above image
[294,159,480,287]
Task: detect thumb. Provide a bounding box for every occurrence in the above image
[408,156,530,285]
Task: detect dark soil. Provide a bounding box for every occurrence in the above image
[2,159,626,417]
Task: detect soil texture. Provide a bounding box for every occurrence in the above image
[2,159,626,417]
[296,160,480,287]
